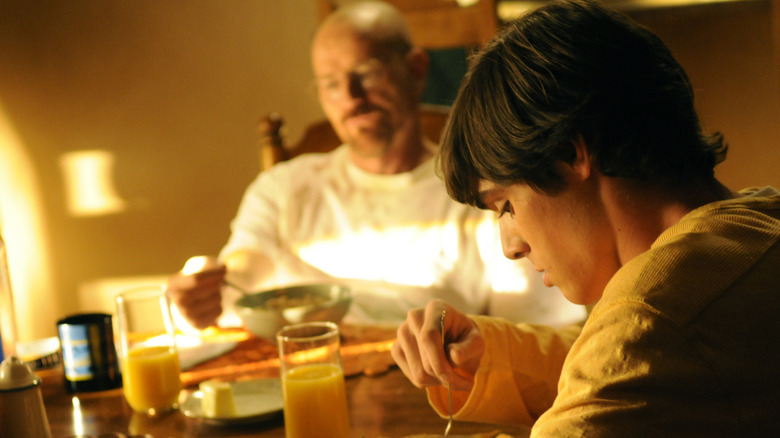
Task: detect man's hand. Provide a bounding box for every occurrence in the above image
[166,255,226,329]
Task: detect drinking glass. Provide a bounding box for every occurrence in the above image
[115,285,181,416]
[277,322,351,438]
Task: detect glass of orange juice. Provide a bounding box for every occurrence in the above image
[115,285,181,416]
[277,321,351,438]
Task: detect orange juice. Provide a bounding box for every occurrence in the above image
[121,345,181,414]
[282,363,350,438]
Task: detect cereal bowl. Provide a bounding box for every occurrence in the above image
[234,284,351,340]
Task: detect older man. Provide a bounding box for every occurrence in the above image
[167,1,585,330]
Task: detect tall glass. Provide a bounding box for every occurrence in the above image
[277,322,351,438]
[115,285,181,416]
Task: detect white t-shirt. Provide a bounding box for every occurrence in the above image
[220,146,586,326]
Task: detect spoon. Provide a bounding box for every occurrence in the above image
[223,280,251,296]
[440,309,453,437]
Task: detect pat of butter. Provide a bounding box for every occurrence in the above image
[199,379,237,417]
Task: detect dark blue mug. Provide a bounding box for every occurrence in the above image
[57,313,122,393]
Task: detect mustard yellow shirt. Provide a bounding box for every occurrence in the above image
[428,187,780,436]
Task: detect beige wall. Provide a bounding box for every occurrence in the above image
[0,0,778,340]
[629,1,780,190]
[0,1,324,340]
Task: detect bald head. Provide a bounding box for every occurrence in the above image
[310,1,430,174]
[314,1,413,59]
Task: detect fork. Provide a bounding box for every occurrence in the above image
[440,309,453,437]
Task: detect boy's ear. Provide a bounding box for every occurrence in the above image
[570,135,592,181]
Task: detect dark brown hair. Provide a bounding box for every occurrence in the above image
[439,0,727,206]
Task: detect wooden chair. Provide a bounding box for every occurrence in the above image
[258,0,498,171]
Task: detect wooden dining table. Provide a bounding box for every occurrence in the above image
[39,324,531,438]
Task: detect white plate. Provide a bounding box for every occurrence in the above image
[181,378,284,425]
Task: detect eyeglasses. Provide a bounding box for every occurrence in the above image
[314,59,389,102]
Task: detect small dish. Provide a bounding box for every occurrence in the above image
[181,378,284,425]
[17,337,61,370]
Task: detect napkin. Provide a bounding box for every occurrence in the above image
[176,335,238,371]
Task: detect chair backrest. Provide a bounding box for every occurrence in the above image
[258,0,498,171]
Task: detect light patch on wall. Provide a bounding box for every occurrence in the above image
[0,102,56,341]
[59,150,127,216]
